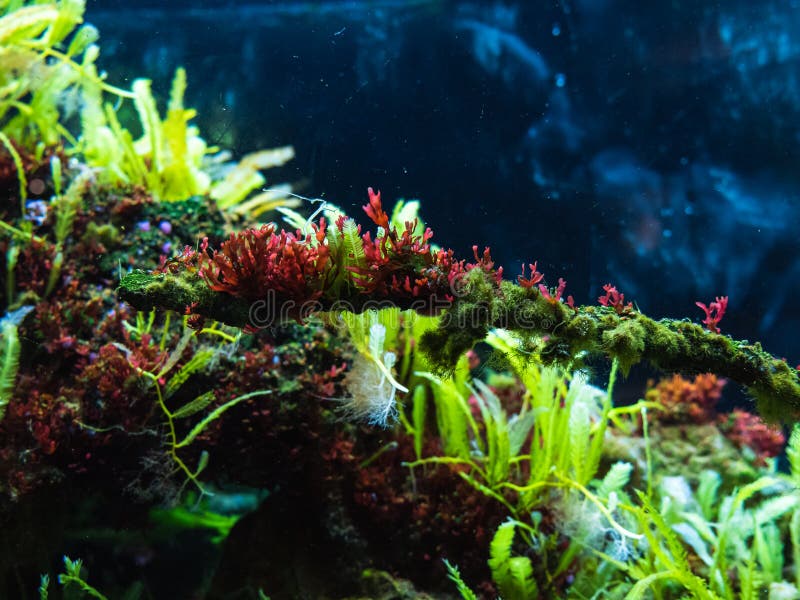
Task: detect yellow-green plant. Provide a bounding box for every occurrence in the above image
[0,0,126,150]
[0,314,22,420]
[1,1,297,212]
[488,520,539,600]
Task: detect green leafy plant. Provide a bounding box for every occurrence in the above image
[55,556,108,600]
[443,559,479,600]
[488,520,539,600]
[0,314,22,420]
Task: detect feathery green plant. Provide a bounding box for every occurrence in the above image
[442,559,479,600]
[108,313,268,498]
[488,520,539,600]
[55,556,108,600]
[0,318,22,420]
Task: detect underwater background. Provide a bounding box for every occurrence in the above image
[2,1,800,599]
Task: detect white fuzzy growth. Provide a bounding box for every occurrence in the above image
[339,352,399,427]
[368,323,386,359]
[337,322,409,427]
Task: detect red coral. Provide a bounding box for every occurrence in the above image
[696,296,728,333]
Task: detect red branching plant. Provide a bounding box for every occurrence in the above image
[598,283,633,315]
[193,188,502,316]
[696,296,728,333]
[363,187,389,230]
[199,219,331,308]
[348,189,490,309]
[538,277,567,304]
[518,262,544,289]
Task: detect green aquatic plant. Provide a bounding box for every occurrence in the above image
[53,555,108,600]
[442,559,478,600]
[488,520,539,600]
[1,0,298,216]
[118,190,800,422]
[137,331,268,497]
[93,313,270,498]
[0,316,22,421]
[0,0,121,150]
[149,496,242,545]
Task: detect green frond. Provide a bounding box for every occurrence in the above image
[472,380,511,486]
[175,390,271,449]
[411,384,427,460]
[791,509,800,589]
[418,371,474,459]
[164,348,215,398]
[597,462,633,500]
[753,520,783,583]
[57,555,108,600]
[696,470,721,521]
[171,391,216,420]
[43,0,84,48]
[569,396,591,482]
[488,521,538,600]
[488,520,515,575]
[443,559,479,600]
[0,5,58,45]
[787,424,800,484]
[38,573,49,600]
[0,320,21,420]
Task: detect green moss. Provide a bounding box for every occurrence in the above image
[563,314,597,350]
[601,319,646,376]
[118,269,251,327]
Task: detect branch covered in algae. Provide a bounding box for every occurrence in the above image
[118,267,800,423]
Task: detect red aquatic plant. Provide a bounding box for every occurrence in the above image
[696,295,728,333]
[199,219,331,307]
[598,283,633,315]
[539,277,567,304]
[192,188,504,317]
[518,262,544,289]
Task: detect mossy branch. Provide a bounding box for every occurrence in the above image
[118,267,800,422]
